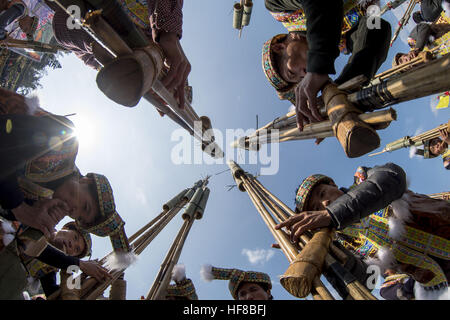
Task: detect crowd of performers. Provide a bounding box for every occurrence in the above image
[0,0,449,300]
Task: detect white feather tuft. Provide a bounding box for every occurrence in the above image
[365,247,397,274]
[24,95,41,115]
[171,264,186,282]
[414,282,450,300]
[409,146,418,159]
[391,195,412,223]
[22,291,31,300]
[104,251,138,271]
[26,276,42,294]
[388,217,406,240]
[1,220,16,234]
[200,264,214,282]
[3,234,15,247]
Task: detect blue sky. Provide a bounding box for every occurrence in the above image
[33,1,449,300]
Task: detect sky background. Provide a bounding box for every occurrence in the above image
[31,0,449,300]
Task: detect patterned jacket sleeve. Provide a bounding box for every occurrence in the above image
[148,0,183,42]
[326,163,407,230]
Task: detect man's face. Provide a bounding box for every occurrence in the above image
[302,183,344,212]
[53,177,100,228]
[397,50,419,65]
[429,138,446,156]
[51,229,86,257]
[273,35,308,84]
[237,282,271,300]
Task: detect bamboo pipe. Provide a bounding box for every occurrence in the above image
[128,209,168,243]
[241,177,333,300]
[146,218,195,300]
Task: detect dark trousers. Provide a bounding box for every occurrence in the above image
[335,17,392,85]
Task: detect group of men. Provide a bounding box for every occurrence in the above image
[0,0,449,300]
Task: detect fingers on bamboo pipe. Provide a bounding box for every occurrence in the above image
[280,229,333,298]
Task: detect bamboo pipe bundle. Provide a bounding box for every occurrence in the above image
[229,161,377,300]
[47,180,204,300]
[427,192,450,200]
[390,0,419,46]
[369,120,449,156]
[54,1,223,158]
[233,109,397,149]
[228,163,333,300]
[247,175,369,299]
[146,184,209,300]
[349,53,450,111]
[373,51,434,82]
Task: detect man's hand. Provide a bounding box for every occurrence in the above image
[158,31,191,109]
[439,128,450,144]
[79,260,112,282]
[294,72,329,131]
[275,210,332,242]
[11,199,69,238]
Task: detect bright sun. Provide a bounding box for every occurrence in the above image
[72,116,96,148]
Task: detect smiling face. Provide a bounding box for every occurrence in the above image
[237,282,271,300]
[51,229,86,257]
[303,182,345,212]
[52,176,100,228]
[272,33,308,84]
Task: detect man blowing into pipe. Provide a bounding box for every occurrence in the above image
[276,163,450,298]
[262,0,391,131]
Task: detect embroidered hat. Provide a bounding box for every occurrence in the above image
[295,174,335,212]
[166,278,198,300]
[201,265,272,300]
[81,173,131,253]
[61,221,92,258]
[262,34,297,104]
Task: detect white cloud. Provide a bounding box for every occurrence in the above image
[241,248,275,265]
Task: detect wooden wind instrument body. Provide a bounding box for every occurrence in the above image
[47,181,205,300]
[369,120,450,156]
[52,0,223,158]
[227,161,377,300]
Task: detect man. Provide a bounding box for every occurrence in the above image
[0,88,134,269]
[0,218,109,300]
[0,0,38,40]
[44,0,190,109]
[276,163,450,297]
[262,0,391,131]
[25,221,94,297]
[201,265,273,300]
[380,269,415,300]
